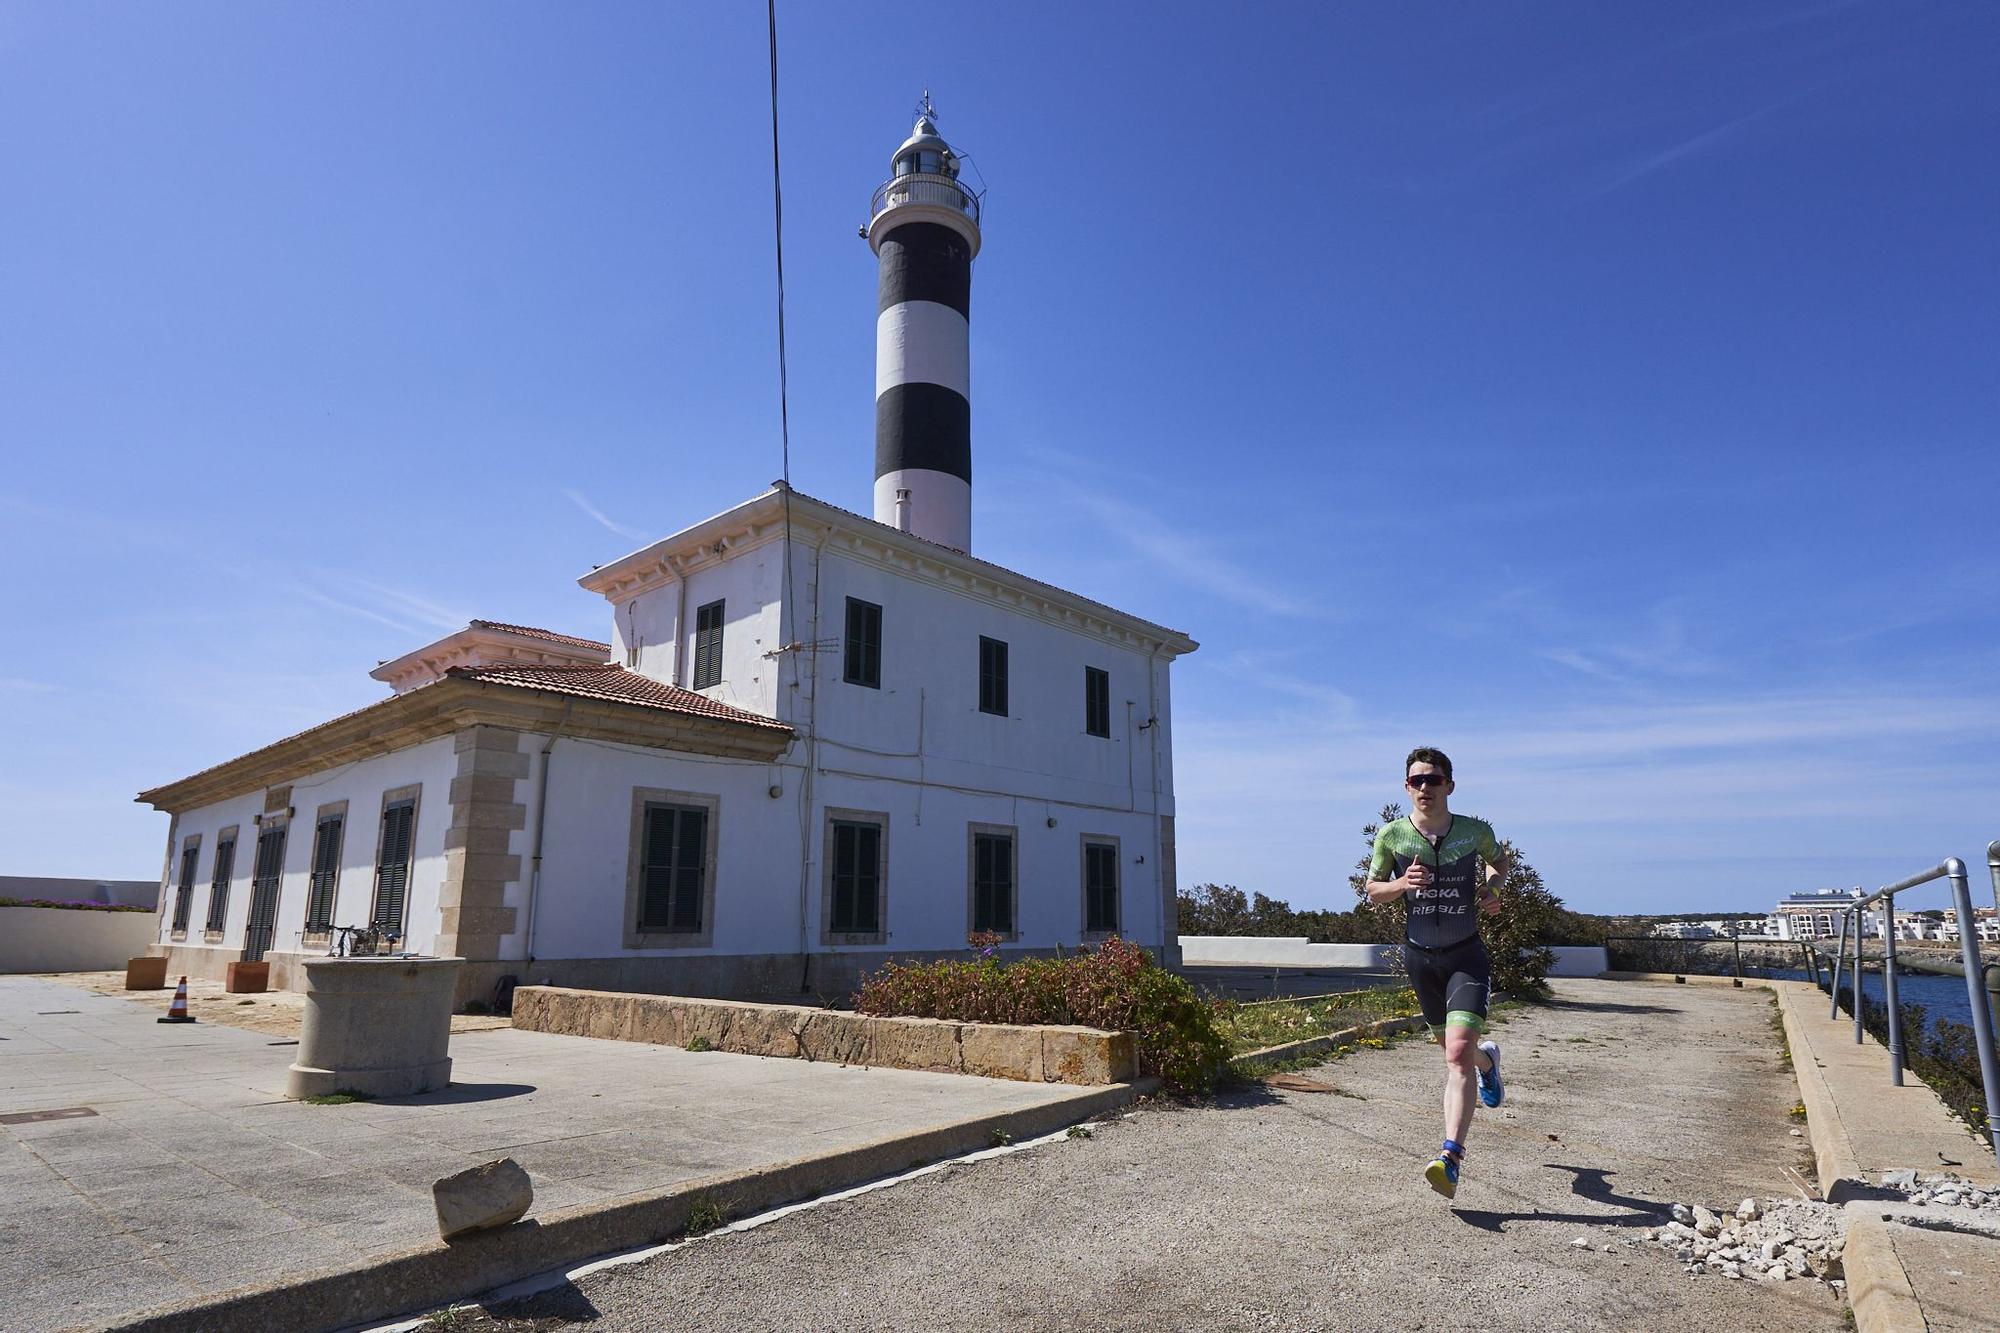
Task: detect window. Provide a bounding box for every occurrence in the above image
[692,599,725,690]
[828,817,883,936]
[1085,666,1111,738]
[978,636,1008,716]
[1084,839,1120,935]
[970,828,1015,935]
[844,597,882,689]
[244,824,287,962]
[305,811,345,934]
[371,796,417,935]
[638,802,708,933]
[204,831,237,933]
[171,838,199,933]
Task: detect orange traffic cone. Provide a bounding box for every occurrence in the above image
[157,976,195,1024]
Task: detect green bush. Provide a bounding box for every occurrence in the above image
[854,936,1232,1094]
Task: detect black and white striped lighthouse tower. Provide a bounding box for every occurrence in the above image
[865,94,981,553]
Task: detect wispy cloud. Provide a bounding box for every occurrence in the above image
[1591,99,1793,197]
[0,676,61,694]
[1057,491,1337,622]
[565,489,647,542]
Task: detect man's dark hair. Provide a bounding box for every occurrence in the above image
[1405,746,1453,780]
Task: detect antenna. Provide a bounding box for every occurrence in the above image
[917,88,938,123]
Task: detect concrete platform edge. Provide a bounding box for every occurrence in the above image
[1770,979,1923,1333]
[92,1077,1156,1333]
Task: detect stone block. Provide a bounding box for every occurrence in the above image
[449,800,530,831]
[861,1015,964,1074]
[960,1022,1042,1082]
[454,725,522,754]
[444,848,524,887]
[224,961,269,994]
[438,905,519,939]
[450,773,521,806]
[453,747,531,779]
[432,1157,533,1241]
[444,823,517,855]
[124,956,168,990]
[1041,1026,1137,1085]
[627,996,688,1047]
[798,1009,877,1066]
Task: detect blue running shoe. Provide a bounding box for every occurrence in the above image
[1477,1039,1504,1108]
[1424,1154,1460,1199]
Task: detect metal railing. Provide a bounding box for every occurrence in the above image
[1819,855,2000,1160]
[870,172,980,226]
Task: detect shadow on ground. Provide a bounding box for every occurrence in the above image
[1452,1163,1673,1233]
[1538,995,1678,1017]
[377,1082,538,1106]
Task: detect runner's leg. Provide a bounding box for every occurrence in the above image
[1441,943,1494,1147]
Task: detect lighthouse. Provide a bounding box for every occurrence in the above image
[865,95,981,554]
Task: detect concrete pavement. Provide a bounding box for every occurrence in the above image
[440,978,1849,1332]
[0,975,1127,1332]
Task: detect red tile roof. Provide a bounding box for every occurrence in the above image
[447,664,791,731]
[468,621,611,653]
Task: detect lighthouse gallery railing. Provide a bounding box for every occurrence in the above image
[870,172,980,226]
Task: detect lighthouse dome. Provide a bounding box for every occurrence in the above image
[893,113,957,177]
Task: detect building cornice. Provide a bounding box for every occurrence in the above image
[137,676,793,815]
[578,488,1198,658]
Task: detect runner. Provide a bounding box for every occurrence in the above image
[1365,747,1512,1200]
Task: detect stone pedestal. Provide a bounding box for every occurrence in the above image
[285,956,463,1100]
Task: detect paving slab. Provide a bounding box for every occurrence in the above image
[0,974,1120,1333]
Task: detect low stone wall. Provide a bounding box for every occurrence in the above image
[512,986,1136,1086]
[0,906,157,974]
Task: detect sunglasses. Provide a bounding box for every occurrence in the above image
[1405,774,1449,789]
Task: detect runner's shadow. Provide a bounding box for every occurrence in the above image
[1538,997,1677,1016]
[1452,1163,1672,1233]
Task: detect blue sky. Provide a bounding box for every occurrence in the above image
[3,2,1996,916]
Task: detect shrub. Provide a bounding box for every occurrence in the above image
[855,936,1232,1094]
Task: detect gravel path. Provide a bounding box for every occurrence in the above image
[441,978,1845,1332]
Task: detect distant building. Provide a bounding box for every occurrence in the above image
[1772,888,1878,941]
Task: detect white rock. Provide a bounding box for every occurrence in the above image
[1772,1229,1795,1247]
[1760,1240,1782,1263]
[1935,1190,1961,1206]
[432,1157,533,1241]
[1672,1203,1692,1223]
[1722,1262,1742,1279]
[1789,1127,1803,1136]
[1601,1243,1617,1253]
[1737,1198,1759,1220]
[1882,1168,1917,1189]
[1572,1236,1593,1249]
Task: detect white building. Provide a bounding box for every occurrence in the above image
[138,107,1197,1008]
[1772,888,1878,941]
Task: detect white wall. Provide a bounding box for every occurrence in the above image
[527,735,797,960]
[153,737,456,958]
[609,539,785,717]
[1178,936,1611,978]
[1,906,157,973]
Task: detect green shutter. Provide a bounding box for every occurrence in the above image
[204,837,236,932]
[372,801,415,932]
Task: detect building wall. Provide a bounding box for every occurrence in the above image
[608,539,785,716]
[150,737,457,977]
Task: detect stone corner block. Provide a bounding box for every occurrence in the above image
[433,1157,534,1241]
[1041,1025,1136,1085]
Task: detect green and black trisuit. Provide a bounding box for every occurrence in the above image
[1368,815,1502,1036]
